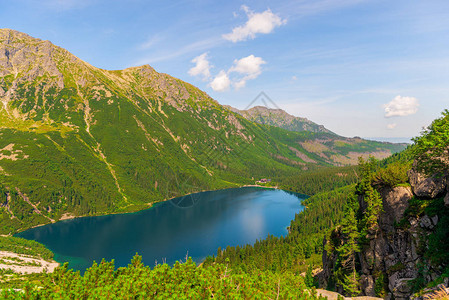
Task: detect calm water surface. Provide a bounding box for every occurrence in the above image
[18,187,305,272]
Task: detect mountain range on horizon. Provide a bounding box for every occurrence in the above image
[227,105,335,135]
[0,28,406,233]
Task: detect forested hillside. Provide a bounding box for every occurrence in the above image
[320,110,449,299]
[204,165,359,275]
[203,110,449,299]
[0,29,406,234]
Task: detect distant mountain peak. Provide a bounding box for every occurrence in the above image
[232,105,335,135]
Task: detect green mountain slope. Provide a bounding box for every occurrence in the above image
[0,29,405,233]
[233,106,407,166]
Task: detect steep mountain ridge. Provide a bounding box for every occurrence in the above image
[0,29,405,233]
[232,105,406,166]
[231,105,333,134]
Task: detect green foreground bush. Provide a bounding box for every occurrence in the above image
[0,255,325,299]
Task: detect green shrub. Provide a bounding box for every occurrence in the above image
[373,161,411,187]
[412,109,449,175]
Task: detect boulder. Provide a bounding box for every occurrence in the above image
[361,275,375,296]
[379,186,412,230]
[373,236,387,270]
[408,168,447,198]
[419,215,434,229]
[431,215,439,226]
[384,254,399,271]
[393,278,414,300]
[388,272,399,292]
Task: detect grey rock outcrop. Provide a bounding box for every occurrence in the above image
[361,274,375,296]
[320,165,449,299]
[408,167,447,198]
[379,186,412,231]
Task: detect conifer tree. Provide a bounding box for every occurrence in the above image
[305,265,315,288]
[336,206,360,296]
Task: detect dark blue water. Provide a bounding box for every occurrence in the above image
[17,187,305,272]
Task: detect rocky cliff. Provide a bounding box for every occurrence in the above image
[320,163,449,299]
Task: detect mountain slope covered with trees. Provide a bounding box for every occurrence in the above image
[206,110,449,299]
[0,29,405,234]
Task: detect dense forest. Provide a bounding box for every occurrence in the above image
[1,110,448,298]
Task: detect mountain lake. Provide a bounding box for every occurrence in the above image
[17,187,306,272]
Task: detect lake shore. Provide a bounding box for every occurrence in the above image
[19,185,281,233]
[17,186,305,273]
[0,251,59,274]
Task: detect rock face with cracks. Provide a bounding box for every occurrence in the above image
[320,165,449,299]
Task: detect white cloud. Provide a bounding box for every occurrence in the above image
[228,55,266,89]
[229,55,266,78]
[188,53,212,80]
[387,123,397,129]
[233,79,247,90]
[193,54,266,92]
[223,6,287,42]
[209,70,231,92]
[383,95,419,117]
[292,75,298,80]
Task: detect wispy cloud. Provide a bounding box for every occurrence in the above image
[387,123,397,129]
[138,35,163,50]
[134,36,223,65]
[43,0,93,11]
[223,6,287,42]
[279,0,371,19]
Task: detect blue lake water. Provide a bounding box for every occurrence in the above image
[17,187,305,272]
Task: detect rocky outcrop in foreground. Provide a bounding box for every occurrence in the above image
[320,166,449,299]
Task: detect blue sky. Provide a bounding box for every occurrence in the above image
[2,0,449,140]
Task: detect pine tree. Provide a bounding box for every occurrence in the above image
[336,207,360,296]
[356,157,383,238]
[305,265,315,288]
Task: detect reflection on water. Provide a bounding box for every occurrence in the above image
[17,187,305,272]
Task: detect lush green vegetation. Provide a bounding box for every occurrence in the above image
[0,30,416,298]
[412,109,449,175]
[0,255,326,299]
[0,30,406,235]
[204,167,357,275]
[0,236,53,261]
[325,110,449,297]
[277,165,359,196]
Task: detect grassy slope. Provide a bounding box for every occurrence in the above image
[0,29,406,234]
